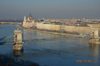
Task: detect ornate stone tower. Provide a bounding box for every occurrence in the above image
[22,13,35,28]
[23,16,26,27]
[28,13,33,20]
[13,29,24,51]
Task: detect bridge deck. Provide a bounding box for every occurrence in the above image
[0,22,21,24]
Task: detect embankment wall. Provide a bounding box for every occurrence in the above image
[36,23,98,35]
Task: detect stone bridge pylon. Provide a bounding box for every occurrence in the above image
[89,29,100,44]
[13,29,24,51]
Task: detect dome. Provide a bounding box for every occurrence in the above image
[28,13,32,17]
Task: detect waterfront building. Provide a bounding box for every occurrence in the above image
[23,13,35,28]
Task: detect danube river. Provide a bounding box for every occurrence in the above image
[0,24,100,66]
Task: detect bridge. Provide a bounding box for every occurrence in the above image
[0,29,100,51]
[0,22,22,25]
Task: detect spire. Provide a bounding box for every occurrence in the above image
[28,13,32,18]
[24,16,26,22]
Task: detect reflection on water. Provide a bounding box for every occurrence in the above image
[89,44,100,63]
[23,30,62,40]
[13,50,23,62]
[0,24,100,66]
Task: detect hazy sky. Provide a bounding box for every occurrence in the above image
[0,0,100,19]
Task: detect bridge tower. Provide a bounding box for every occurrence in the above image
[93,30,99,38]
[13,29,24,51]
[89,30,100,44]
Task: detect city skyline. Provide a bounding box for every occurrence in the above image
[0,0,100,19]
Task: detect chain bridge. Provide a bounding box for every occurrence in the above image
[0,29,100,50]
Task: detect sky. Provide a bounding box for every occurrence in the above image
[0,0,100,19]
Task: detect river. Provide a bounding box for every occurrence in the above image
[0,24,100,66]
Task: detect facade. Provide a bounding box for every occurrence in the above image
[23,13,35,28]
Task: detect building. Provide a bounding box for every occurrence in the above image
[23,13,35,28]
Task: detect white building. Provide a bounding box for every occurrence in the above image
[23,13,35,28]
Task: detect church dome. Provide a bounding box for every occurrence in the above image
[28,13,32,18]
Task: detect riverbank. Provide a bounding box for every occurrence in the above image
[18,24,76,37]
[0,54,39,66]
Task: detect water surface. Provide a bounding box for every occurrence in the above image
[0,24,100,66]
